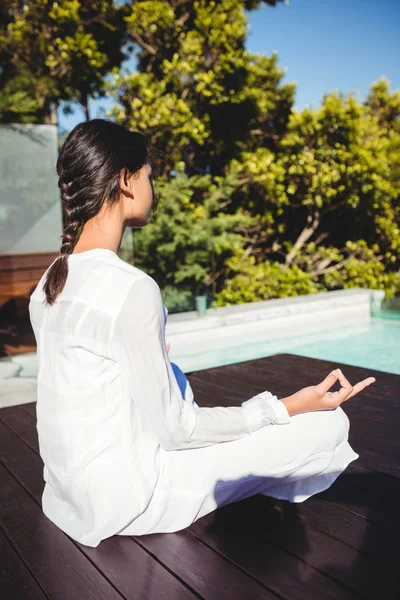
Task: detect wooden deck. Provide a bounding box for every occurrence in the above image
[1,353,399,599]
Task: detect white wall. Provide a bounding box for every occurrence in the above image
[0,123,63,254]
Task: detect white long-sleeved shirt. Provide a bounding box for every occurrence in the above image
[29,248,290,546]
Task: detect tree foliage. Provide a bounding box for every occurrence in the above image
[214,251,320,306]
[129,77,400,307]
[125,171,254,294]
[0,0,129,122]
[104,2,399,306]
[1,1,398,307]
[107,0,294,176]
[212,80,400,303]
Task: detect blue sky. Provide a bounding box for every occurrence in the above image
[58,0,400,132]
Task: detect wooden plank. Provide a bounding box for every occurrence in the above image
[317,478,400,533]
[243,353,400,389]
[0,251,58,272]
[345,444,400,479]
[188,363,400,446]
[187,354,400,400]
[1,405,40,453]
[78,535,198,600]
[273,353,400,389]
[0,266,49,284]
[348,427,400,460]
[0,421,44,499]
[343,406,399,440]
[0,526,47,600]
[190,369,399,448]
[189,362,398,406]
[190,352,400,400]
[134,530,278,600]
[343,462,400,502]
[290,494,398,571]
[190,495,400,600]
[0,251,58,302]
[258,355,400,407]
[0,421,202,600]
[189,360,400,423]
[189,511,359,600]
[0,463,124,600]
[22,402,36,418]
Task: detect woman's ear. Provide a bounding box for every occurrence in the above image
[119,168,133,198]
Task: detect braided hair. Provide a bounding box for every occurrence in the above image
[42,119,157,306]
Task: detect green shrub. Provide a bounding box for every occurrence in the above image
[160,285,195,313]
[212,254,320,307]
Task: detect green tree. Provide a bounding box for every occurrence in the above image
[106,2,399,304]
[107,0,294,176]
[126,171,254,298]
[220,85,400,303]
[0,0,129,123]
[214,250,320,306]
[366,77,400,130]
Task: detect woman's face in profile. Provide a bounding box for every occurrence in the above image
[124,163,154,229]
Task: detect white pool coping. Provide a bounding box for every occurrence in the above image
[0,287,378,408]
[168,288,371,332]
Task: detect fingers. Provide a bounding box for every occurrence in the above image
[335,369,355,403]
[335,368,377,401]
[317,369,340,395]
[318,367,376,403]
[343,375,376,400]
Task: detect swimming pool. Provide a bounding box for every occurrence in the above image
[182,316,400,376]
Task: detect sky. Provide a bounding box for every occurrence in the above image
[58,0,400,132]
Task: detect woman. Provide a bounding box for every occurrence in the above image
[29,119,375,548]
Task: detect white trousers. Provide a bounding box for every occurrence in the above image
[119,372,359,536]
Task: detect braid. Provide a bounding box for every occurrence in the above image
[60,219,81,256]
[59,176,85,256]
[42,178,85,306]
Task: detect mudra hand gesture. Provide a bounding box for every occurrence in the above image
[282,368,376,417]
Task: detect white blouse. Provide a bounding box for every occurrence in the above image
[29,248,290,546]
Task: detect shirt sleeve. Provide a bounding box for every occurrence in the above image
[110,276,291,451]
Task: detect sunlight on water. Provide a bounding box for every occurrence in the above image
[187,317,400,375]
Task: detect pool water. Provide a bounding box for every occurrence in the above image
[186,317,400,375]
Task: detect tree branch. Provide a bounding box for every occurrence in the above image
[129,31,156,55]
[181,87,190,100]
[309,255,354,277]
[285,212,320,266]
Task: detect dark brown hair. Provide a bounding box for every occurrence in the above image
[42,119,158,306]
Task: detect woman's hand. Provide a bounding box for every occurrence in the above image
[166,342,171,354]
[281,368,376,417]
